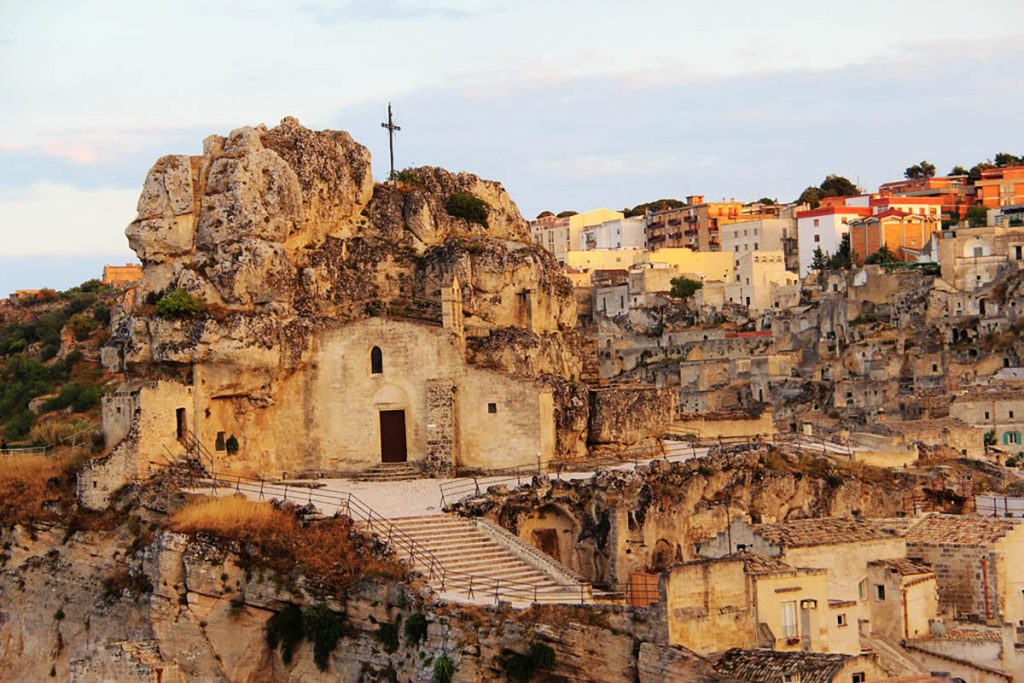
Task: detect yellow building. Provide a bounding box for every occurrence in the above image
[647,247,734,283]
[531,208,624,263]
[705,250,799,311]
[564,249,648,274]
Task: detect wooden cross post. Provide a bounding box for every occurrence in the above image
[381,102,401,180]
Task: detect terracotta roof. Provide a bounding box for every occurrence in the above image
[868,558,933,576]
[905,515,1023,546]
[939,628,1002,642]
[713,648,856,683]
[755,517,913,548]
[954,387,1024,403]
[685,552,822,577]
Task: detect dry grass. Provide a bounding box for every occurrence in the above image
[169,495,404,595]
[170,496,291,537]
[0,452,79,525]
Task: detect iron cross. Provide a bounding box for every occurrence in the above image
[381,103,401,180]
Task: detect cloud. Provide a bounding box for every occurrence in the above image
[299,0,500,22]
[0,182,138,257]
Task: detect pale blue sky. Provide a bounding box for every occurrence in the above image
[2,0,1024,293]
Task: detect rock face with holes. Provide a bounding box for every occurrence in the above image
[87,118,671,507]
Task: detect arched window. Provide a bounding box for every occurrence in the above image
[371,347,383,374]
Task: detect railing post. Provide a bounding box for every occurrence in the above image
[282,483,288,502]
[258,480,265,500]
[494,578,500,605]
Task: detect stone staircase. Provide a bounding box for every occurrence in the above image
[355,462,420,482]
[380,515,593,605]
[862,635,929,678]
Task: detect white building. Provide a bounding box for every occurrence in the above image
[720,218,792,258]
[579,216,647,251]
[796,206,871,277]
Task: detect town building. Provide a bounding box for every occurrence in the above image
[878,174,975,223]
[578,216,647,250]
[864,558,938,641]
[936,225,1024,291]
[796,206,871,277]
[975,166,1024,209]
[905,515,1024,626]
[646,196,772,252]
[714,250,799,312]
[530,208,624,263]
[848,210,940,263]
[720,215,800,272]
[101,263,143,286]
[949,387,1024,454]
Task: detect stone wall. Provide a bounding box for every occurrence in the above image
[588,386,675,448]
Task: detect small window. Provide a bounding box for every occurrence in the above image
[1011,410,1016,419]
[852,674,866,683]
[858,578,868,600]
[488,403,497,414]
[837,613,848,627]
[814,234,821,243]
[985,411,991,420]
[932,364,938,372]
[215,432,226,451]
[781,601,798,638]
[876,584,886,600]
[371,346,383,374]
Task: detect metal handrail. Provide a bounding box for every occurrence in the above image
[0,445,51,455]
[152,460,593,605]
[439,440,701,507]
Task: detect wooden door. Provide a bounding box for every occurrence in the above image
[379,410,408,463]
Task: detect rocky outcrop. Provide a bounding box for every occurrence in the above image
[589,386,675,448]
[109,117,581,384]
[0,520,720,682]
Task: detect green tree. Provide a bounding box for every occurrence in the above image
[535,211,554,219]
[985,429,996,448]
[669,277,703,299]
[966,205,988,227]
[624,198,686,217]
[797,174,858,208]
[949,165,969,176]
[865,244,897,265]
[969,162,996,181]
[810,247,830,271]
[828,234,853,270]
[904,160,936,179]
[754,197,777,205]
[555,210,577,218]
[994,152,1023,167]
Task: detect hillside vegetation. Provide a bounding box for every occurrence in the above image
[0,280,120,444]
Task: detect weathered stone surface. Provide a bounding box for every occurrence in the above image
[589,386,676,447]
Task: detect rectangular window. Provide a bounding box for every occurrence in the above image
[488,403,497,414]
[852,674,866,683]
[837,613,848,627]
[858,578,868,600]
[215,431,226,451]
[781,601,798,638]
[813,218,820,227]
[1011,410,1016,419]
[876,584,886,600]
[985,411,991,420]
[814,234,821,243]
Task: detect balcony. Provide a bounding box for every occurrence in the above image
[668,218,682,226]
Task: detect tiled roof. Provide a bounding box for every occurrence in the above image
[954,387,1024,403]
[755,517,913,548]
[713,648,854,683]
[905,514,1023,546]
[868,558,934,576]
[684,552,821,577]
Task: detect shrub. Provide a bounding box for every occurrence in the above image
[54,608,65,621]
[445,192,489,227]
[375,616,400,653]
[404,612,428,646]
[394,167,425,186]
[433,653,456,683]
[4,410,36,441]
[67,313,97,341]
[225,435,239,454]
[0,452,78,524]
[303,604,345,671]
[170,498,287,536]
[42,382,101,414]
[266,604,304,665]
[155,289,206,318]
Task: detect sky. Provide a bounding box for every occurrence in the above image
[2,0,1024,294]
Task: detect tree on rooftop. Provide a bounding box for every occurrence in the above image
[624,199,685,217]
[949,165,969,177]
[669,276,703,299]
[904,160,936,180]
[969,162,996,181]
[535,211,554,219]
[754,197,777,205]
[796,175,858,208]
[994,152,1023,167]
[555,210,577,218]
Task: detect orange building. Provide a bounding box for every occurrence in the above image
[848,210,939,263]
[877,175,975,221]
[974,166,1024,208]
[102,263,143,286]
